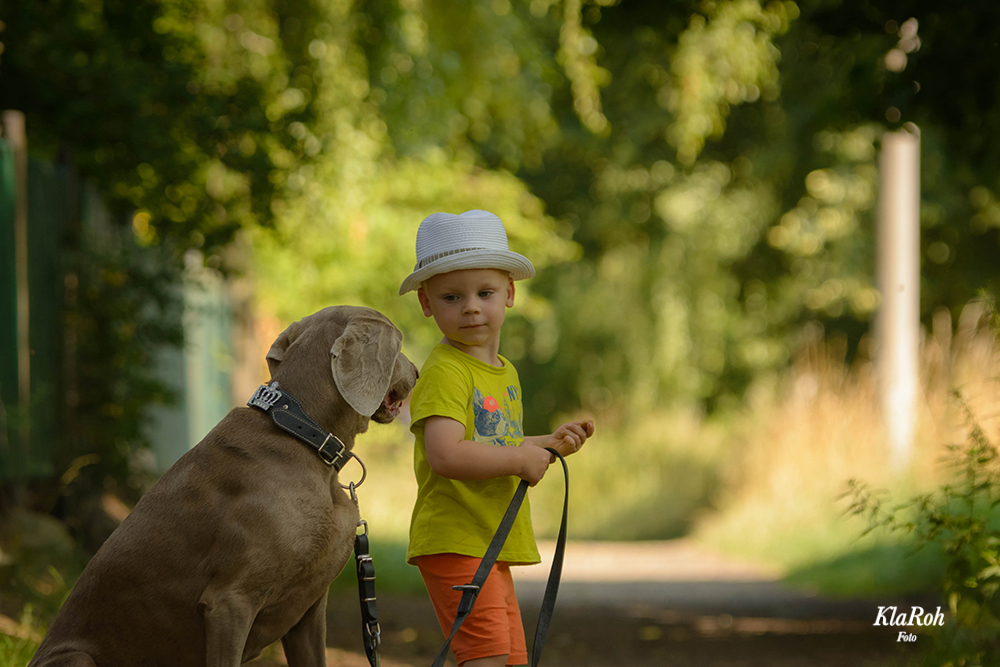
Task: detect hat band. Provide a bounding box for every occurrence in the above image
[415,246,488,271]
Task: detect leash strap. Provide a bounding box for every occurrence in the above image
[432,449,568,667]
[354,529,381,667]
[530,451,568,667]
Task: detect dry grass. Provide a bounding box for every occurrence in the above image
[694,300,1000,584]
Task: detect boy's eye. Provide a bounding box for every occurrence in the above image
[443,295,458,302]
[479,290,493,298]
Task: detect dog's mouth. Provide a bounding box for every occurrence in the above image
[372,390,404,423]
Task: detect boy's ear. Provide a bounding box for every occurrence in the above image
[506,277,515,308]
[417,287,434,317]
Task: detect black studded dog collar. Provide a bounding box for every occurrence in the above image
[248,381,353,471]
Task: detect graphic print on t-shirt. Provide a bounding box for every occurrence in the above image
[472,386,512,446]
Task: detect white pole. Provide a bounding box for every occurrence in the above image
[876,125,921,471]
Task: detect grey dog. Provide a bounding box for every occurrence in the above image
[28,305,419,667]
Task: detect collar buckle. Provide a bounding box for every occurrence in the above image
[318,432,350,468]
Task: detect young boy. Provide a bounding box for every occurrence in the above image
[399,210,593,667]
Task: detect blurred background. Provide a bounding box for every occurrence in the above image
[2,0,1000,664]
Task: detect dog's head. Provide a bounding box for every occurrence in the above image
[264,306,418,438]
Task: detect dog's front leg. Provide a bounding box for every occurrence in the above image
[201,591,255,667]
[280,591,328,667]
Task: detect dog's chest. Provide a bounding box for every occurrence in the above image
[291,485,360,580]
[245,499,358,649]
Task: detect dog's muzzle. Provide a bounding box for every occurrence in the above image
[373,390,404,423]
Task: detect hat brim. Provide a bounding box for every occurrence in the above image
[399,249,535,295]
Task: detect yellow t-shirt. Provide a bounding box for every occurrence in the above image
[407,343,540,565]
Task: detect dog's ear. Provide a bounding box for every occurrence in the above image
[330,315,403,416]
[266,319,304,377]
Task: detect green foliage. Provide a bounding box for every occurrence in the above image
[0,629,38,667]
[847,399,1000,665]
[250,0,1000,430]
[0,0,335,256]
[514,0,1000,422]
[3,0,1000,426]
[358,0,566,169]
[252,153,580,363]
[0,509,83,624]
[58,227,184,503]
[666,0,796,166]
[515,0,806,419]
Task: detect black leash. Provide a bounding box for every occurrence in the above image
[431,448,569,667]
[352,498,381,667]
[346,443,568,667]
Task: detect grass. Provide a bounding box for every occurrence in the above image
[0,635,38,667]
[694,302,1000,597]
[0,608,41,667]
[327,538,426,597]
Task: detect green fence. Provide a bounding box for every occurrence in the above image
[0,142,70,481]
[0,137,18,478]
[0,132,236,483]
[148,268,235,473]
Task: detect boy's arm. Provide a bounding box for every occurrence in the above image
[424,416,554,486]
[523,420,595,458]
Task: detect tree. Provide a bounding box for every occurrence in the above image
[0,0,336,256]
[7,0,1000,429]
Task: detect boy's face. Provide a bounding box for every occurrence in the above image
[417,268,515,353]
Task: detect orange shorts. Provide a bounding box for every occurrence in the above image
[414,553,528,666]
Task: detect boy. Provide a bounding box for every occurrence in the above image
[399,210,593,667]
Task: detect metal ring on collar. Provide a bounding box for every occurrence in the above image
[339,452,367,490]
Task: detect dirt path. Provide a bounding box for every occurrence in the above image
[251,540,932,667]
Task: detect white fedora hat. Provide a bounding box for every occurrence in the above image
[398,210,535,295]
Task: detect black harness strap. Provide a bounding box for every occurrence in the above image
[431,449,569,667]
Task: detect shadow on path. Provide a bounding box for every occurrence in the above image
[252,540,934,666]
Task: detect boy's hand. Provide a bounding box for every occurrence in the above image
[548,420,594,458]
[517,444,554,486]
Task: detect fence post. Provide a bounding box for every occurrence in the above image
[2,111,30,478]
